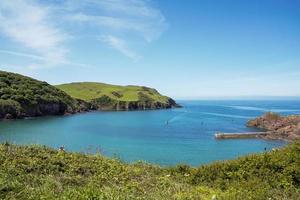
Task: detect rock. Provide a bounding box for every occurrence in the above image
[247,112,300,141]
[88,95,181,111]
[4,113,13,119]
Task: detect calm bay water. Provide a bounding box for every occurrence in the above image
[0,100,299,166]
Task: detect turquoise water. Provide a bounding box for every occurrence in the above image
[0,100,299,166]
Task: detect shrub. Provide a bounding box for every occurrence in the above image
[0,142,299,199]
[264,112,281,121]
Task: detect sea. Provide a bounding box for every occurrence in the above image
[0,100,299,166]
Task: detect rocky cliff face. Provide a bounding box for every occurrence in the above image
[0,94,180,120]
[0,100,80,120]
[89,95,180,111]
[247,112,300,141]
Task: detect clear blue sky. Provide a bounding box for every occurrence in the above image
[0,0,299,98]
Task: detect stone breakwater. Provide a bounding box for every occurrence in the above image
[215,132,267,139]
[247,112,300,141]
[215,112,300,141]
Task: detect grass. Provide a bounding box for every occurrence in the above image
[56,82,170,103]
[1,142,300,199]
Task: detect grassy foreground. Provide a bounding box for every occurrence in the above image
[1,143,300,199]
[56,82,170,104]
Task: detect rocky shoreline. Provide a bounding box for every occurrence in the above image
[247,112,300,141]
[0,97,181,120]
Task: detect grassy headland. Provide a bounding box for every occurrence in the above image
[56,82,169,103]
[0,142,299,199]
[56,82,180,111]
[0,71,179,119]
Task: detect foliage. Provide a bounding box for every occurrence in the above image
[0,142,299,199]
[264,112,282,121]
[0,99,21,118]
[0,71,78,117]
[138,92,153,102]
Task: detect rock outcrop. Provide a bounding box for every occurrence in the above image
[247,112,300,141]
[90,95,180,111]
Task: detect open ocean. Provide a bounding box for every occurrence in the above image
[0,100,299,166]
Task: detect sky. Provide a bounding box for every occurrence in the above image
[0,0,299,99]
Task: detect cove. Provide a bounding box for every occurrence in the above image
[0,100,298,166]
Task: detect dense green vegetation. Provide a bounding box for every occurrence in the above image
[0,71,78,118]
[1,142,299,199]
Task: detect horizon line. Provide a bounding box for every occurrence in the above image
[174,96,300,100]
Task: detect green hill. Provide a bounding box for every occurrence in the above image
[0,71,80,119]
[56,82,180,110]
[0,142,299,199]
[0,71,180,119]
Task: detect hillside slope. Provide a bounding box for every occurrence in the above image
[0,142,299,199]
[0,71,83,119]
[57,82,180,111]
[0,71,180,119]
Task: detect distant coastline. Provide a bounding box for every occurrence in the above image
[0,70,180,120]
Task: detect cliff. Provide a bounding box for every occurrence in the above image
[247,112,300,141]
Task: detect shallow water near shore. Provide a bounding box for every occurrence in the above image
[0,100,299,166]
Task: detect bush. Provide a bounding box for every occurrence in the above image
[0,142,299,199]
[111,91,123,98]
[264,112,281,121]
